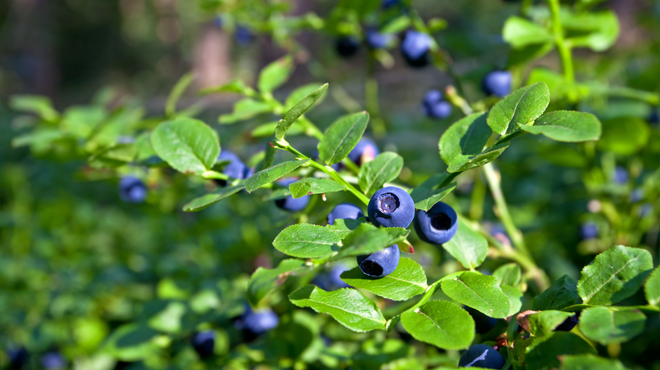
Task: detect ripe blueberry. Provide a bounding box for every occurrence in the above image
[381,0,400,8]
[458,344,505,369]
[414,202,457,245]
[336,36,360,58]
[482,70,512,98]
[400,30,433,68]
[464,306,498,334]
[41,352,66,369]
[613,166,628,184]
[274,178,309,212]
[422,90,453,119]
[368,187,415,228]
[357,244,400,277]
[366,29,394,49]
[218,151,247,180]
[348,138,379,166]
[554,313,579,332]
[8,347,28,369]
[313,263,350,290]
[650,110,659,125]
[192,331,215,358]
[119,176,147,203]
[580,223,597,240]
[242,307,279,334]
[327,203,364,225]
[235,26,253,45]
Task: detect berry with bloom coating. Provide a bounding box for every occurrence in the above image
[8,347,28,370]
[192,331,215,358]
[422,90,452,119]
[348,138,379,166]
[368,187,415,228]
[400,30,432,67]
[581,223,598,240]
[242,307,279,334]
[357,245,400,277]
[327,203,364,225]
[366,29,394,49]
[41,352,66,369]
[119,176,147,203]
[313,263,350,290]
[336,36,360,58]
[482,70,512,98]
[458,344,505,369]
[235,26,253,45]
[414,201,458,245]
[613,166,628,184]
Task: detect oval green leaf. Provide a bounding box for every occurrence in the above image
[358,152,404,196]
[318,112,369,165]
[579,307,646,345]
[245,159,309,193]
[441,219,488,270]
[441,271,510,318]
[519,111,602,142]
[273,223,343,259]
[400,300,475,350]
[151,117,220,175]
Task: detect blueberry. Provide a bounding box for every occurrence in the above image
[368,187,415,228]
[119,176,147,203]
[423,90,443,108]
[218,151,247,180]
[366,29,394,49]
[214,15,223,29]
[244,166,255,179]
[192,331,215,358]
[8,347,28,369]
[336,36,360,58]
[348,139,379,166]
[243,307,279,334]
[357,244,400,277]
[650,110,659,125]
[424,100,452,120]
[458,344,505,369]
[630,188,644,202]
[327,203,364,225]
[464,306,497,334]
[413,202,457,245]
[314,263,350,290]
[41,352,65,369]
[275,178,309,212]
[613,166,628,184]
[482,70,512,98]
[554,313,579,332]
[580,222,598,240]
[400,30,433,68]
[381,0,399,8]
[235,26,253,45]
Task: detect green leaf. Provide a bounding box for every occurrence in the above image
[525,332,596,370]
[409,174,457,211]
[442,219,488,270]
[439,113,509,172]
[381,15,411,34]
[88,143,137,168]
[318,112,369,165]
[577,245,653,305]
[258,56,294,93]
[645,267,660,307]
[507,42,555,68]
[561,9,619,52]
[135,133,157,162]
[400,300,475,350]
[579,306,646,345]
[251,121,304,138]
[182,184,245,212]
[11,128,65,148]
[9,95,59,122]
[275,83,328,140]
[559,354,627,370]
[289,178,346,198]
[334,223,409,260]
[148,301,186,334]
[527,68,569,100]
[493,263,522,286]
[441,271,510,318]
[358,152,404,196]
[340,257,427,301]
[596,117,650,155]
[166,72,195,117]
[533,275,582,311]
[272,224,342,259]
[502,285,523,317]
[289,286,386,332]
[248,259,309,306]
[200,79,254,96]
[219,98,273,124]
[527,310,575,339]
[503,16,553,49]
[61,106,107,139]
[151,117,220,175]
[102,324,160,361]
[245,159,309,192]
[519,111,602,142]
[487,83,550,135]
[284,83,325,110]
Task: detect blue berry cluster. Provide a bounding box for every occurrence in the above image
[119,176,147,203]
[422,90,452,120]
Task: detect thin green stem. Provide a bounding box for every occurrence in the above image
[202,170,229,181]
[547,0,577,102]
[282,144,370,205]
[482,163,531,258]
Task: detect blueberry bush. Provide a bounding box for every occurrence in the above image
[2,0,660,369]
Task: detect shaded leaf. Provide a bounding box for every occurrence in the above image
[276,83,328,140]
[248,259,309,306]
[579,306,646,345]
[527,310,575,339]
[533,275,582,311]
[596,117,650,155]
[166,72,195,117]
[503,16,553,48]
[9,95,59,122]
[525,332,596,370]
[358,152,404,196]
[245,159,309,192]
[410,173,457,211]
[333,223,409,260]
[646,267,660,307]
[219,98,273,124]
[559,354,627,370]
[183,184,245,212]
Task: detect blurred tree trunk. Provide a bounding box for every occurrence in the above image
[193,23,231,90]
